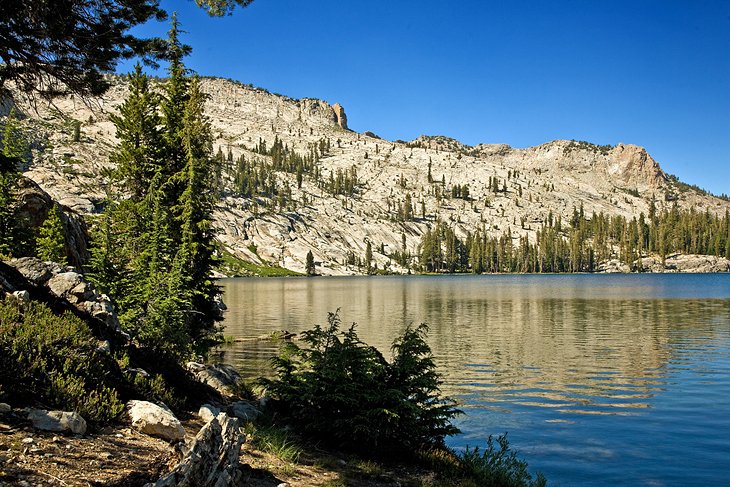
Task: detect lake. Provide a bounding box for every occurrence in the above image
[216,274,730,486]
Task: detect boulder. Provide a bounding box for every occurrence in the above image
[127,400,185,442]
[227,401,260,422]
[150,413,244,487]
[47,271,88,303]
[198,404,221,423]
[27,410,87,435]
[0,403,10,414]
[186,362,242,396]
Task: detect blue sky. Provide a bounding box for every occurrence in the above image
[119,0,730,196]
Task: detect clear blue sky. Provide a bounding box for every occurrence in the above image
[119,0,730,196]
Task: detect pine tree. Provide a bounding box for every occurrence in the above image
[365,241,373,274]
[36,204,67,265]
[109,64,164,199]
[0,108,27,255]
[169,75,219,352]
[305,250,316,276]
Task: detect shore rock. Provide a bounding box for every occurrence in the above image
[150,413,244,487]
[227,401,261,422]
[186,362,241,396]
[127,400,185,442]
[27,410,87,435]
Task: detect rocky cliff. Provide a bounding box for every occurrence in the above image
[4,76,729,275]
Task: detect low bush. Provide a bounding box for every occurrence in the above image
[260,311,460,455]
[0,296,125,423]
[459,434,547,487]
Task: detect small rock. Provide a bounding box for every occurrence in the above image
[277,483,291,487]
[115,433,124,438]
[101,452,113,459]
[11,290,30,302]
[127,400,185,442]
[27,409,87,435]
[52,436,61,443]
[0,402,11,413]
[21,437,34,444]
[198,404,221,423]
[227,401,261,422]
[96,340,111,353]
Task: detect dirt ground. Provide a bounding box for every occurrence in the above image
[0,410,447,487]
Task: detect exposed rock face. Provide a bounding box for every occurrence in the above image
[609,143,667,188]
[7,76,730,275]
[127,400,185,442]
[640,254,730,273]
[14,177,90,267]
[27,410,87,435]
[331,103,348,130]
[151,413,244,487]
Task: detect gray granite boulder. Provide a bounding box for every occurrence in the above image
[27,409,87,435]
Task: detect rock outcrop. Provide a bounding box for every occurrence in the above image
[331,102,348,130]
[6,257,121,333]
[6,75,730,275]
[14,177,90,268]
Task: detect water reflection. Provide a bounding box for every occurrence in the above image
[218,276,729,416]
[217,274,730,486]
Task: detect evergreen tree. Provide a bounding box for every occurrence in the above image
[170,75,220,351]
[305,250,316,276]
[0,108,27,256]
[109,64,164,199]
[36,204,67,265]
[365,241,373,274]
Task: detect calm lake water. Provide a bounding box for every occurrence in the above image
[216,274,730,486]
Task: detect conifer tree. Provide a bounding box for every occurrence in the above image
[36,204,67,265]
[109,64,164,199]
[0,108,27,255]
[170,75,220,350]
[365,241,373,274]
[305,250,316,276]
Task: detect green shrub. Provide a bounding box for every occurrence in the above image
[459,434,546,487]
[0,296,125,423]
[261,311,460,455]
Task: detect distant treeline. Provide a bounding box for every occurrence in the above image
[417,202,730,273]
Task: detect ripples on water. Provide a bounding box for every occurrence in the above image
[216,274,730,486]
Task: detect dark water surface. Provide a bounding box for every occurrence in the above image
[217,274,730,486]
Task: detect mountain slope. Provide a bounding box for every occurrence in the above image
[5,76,730,274]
